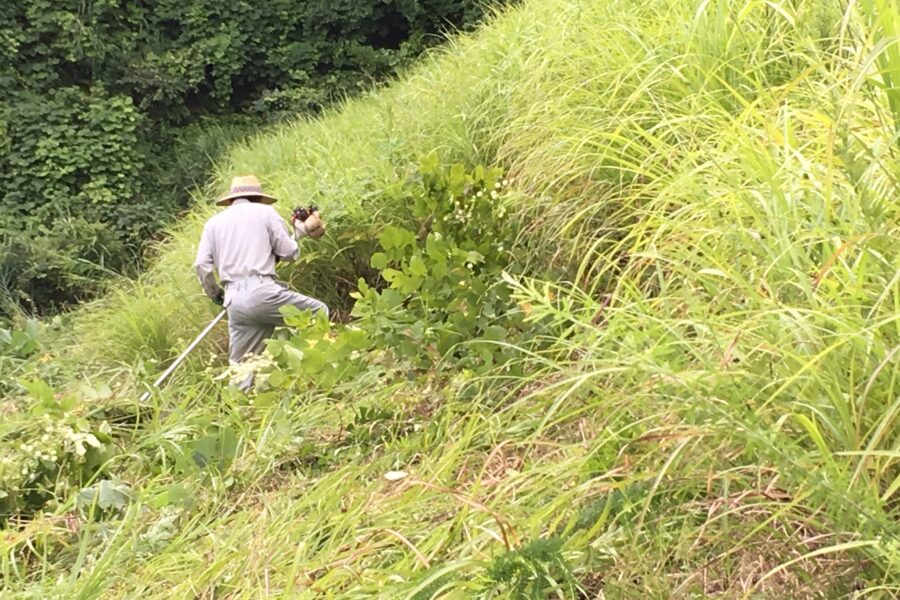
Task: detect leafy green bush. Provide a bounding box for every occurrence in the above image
[352,158,524,371]
[0,380,115,524]
[0,320,44,397]
[0,219,128,314]
[0,89,143,233]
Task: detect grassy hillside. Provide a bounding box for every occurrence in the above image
[2,0,899,597]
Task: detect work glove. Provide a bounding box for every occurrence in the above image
[293,219,310,240]
[212,288,225,306]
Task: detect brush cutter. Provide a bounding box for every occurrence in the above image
[138,309,227,403]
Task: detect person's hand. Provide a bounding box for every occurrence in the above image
[292,218,310,240]
[213,288,225,306]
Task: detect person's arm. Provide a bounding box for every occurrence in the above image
[194,222,224,303]
[268,207,300,262]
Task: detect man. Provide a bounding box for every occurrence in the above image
[193,175,328,389]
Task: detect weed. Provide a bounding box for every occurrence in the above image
[483,537,580,598]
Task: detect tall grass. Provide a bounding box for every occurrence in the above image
[859,0,900,140]
[2,0,899,597]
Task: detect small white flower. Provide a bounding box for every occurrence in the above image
[476,191,483,198]
[494,182,501,189]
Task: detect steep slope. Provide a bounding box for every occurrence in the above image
[2,0,898,597]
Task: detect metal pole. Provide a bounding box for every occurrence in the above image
[139,309,227,403]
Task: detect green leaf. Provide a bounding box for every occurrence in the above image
[77,480,132,511]
[152,484,192,509]
[431,260,448,279]
[379,225,405,250]
[23,379,54,406]
[425,234,446,260]
[448,164,467,195]
[188,426,238,472]
[268,370,289,388]
[395,273,424,294]
[382,268,402,282]
[419,152,439,176]
[370,252,389,270]
[342,328,370,351]
[408,254,428,277]
[483,325,507,341]
[465,250,485,264]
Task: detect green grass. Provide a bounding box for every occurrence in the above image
[1,0,899,597]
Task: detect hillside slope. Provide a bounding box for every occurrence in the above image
[2,0,899,597]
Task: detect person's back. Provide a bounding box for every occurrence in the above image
[198,199,299,301]
[206,201,281,281]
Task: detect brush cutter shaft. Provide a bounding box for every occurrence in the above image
[139,309,227,403]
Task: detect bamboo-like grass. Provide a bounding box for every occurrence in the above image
[1,0,898,597]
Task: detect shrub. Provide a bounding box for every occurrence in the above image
[0,219,128,315]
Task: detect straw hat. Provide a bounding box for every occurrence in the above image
[216,175,278,206]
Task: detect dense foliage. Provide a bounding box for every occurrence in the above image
[0,0,501,316]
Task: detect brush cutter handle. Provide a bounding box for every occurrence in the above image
[139,309,227,403]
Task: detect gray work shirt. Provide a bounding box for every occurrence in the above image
[193,198,299,301]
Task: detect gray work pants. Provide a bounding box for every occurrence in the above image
[225,277,328,389]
